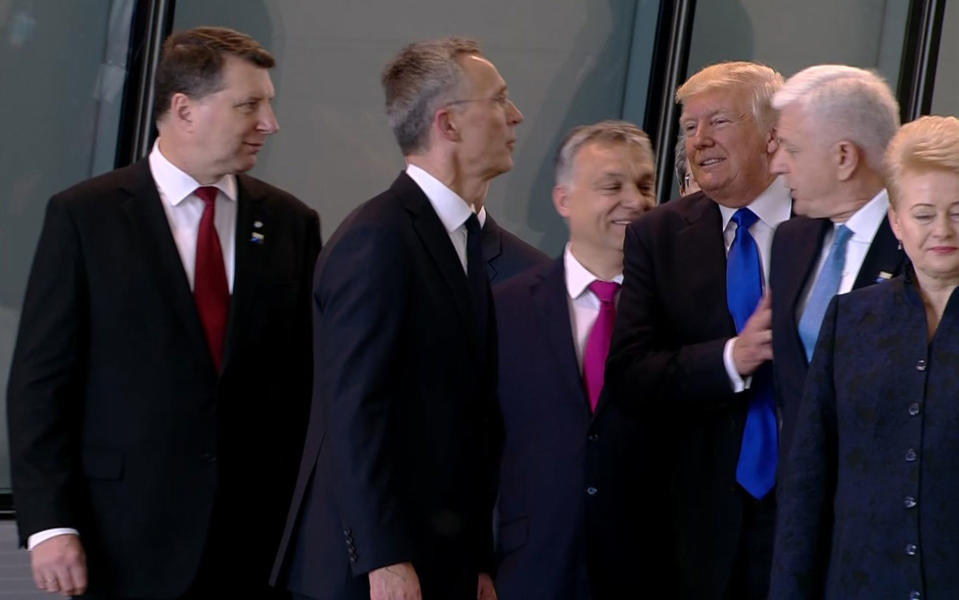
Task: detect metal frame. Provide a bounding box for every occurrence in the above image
[896,0,946,122]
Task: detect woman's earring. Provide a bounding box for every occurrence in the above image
[898,239,903,251]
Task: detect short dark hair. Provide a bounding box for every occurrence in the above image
[154,26,274,121]
[381,37,481,154]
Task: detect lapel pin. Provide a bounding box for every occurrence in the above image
[253,220,263,229]
[250,232,265,244]
[876,271,893,283]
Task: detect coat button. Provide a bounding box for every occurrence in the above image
[586,486,598,496]
[916,359,927,371]
[905,448,918,462]
[909,591,921,599]
[588,433,599,441]
[906,543,917,556]
[908,403,920,416]
[904,496,917,508]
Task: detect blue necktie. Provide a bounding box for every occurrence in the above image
[798,224,853,362]
[726,208,777,499]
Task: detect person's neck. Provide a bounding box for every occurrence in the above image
[829,173,884,223]
[407,155,488,210]
[710,173,776,209]
[570,242,622,281]
[917,272,959,339]
[157,137,220,184]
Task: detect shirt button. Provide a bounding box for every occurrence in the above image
[904,496,917,508]
[916,359,927,371]
[906,543,917,556]
[909,590,921,599]
[586,486,598,496]
[905,448,918,462]
[908,403,921,416]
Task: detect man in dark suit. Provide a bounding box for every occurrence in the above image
[768,65,905,464]
[482,215,548,284]
[271,37,521,600]
[6,27,320,599]
[494,120,656,599]
[606,61,790,600]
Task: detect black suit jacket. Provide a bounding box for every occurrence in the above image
[769,214,904,465]
[493,258,666,600]
[482,215,548,285]
[605,191,767,599]
[6,160,321,598]
[272,172,499,600]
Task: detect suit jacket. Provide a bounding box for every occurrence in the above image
[605,191,765,599]
[769,215,904,465]
[482,215,548,284]
[493,258,666,600]
[6,160,321,598]
[770,272,959,599]
[272,172,499,600]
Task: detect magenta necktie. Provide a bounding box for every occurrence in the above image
[583,280,620,413]
[193,186,229,371]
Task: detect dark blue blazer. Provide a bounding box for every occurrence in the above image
[770,272,959,599]
[769,215,904,466]
[482,214,548,285]
[494,258,667,600]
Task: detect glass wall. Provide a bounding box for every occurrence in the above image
[0,0,135,493]
[930,0,959,117]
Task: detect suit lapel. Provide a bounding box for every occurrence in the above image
[676,195,736,336]
[482,215,503,281]
[220,175,269,373]
[120,161,213,370]
[854,217,905,289]
[783,218,831,321]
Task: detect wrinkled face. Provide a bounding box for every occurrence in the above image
[449,55,524,180]
[771,103,838,218]
[680,86,774,207]
[555,141,656,256]
[890,169,959,285]
[188,55,278,179]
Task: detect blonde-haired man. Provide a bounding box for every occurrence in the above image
[607,61,791,599]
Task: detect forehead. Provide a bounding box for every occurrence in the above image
[215,55,275,96]
[680,85,750,121]
[899,169,959,204]
[776,102,815,140]
[573,140,654,175]
[459,54,505,92]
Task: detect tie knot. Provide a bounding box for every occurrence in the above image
[833,223,854,248]
[195,186,218,207]
[731,207,759,231]
[465,212,481,235]
[589,280,620,303]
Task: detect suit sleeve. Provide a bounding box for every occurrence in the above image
[768,295,839,599]
[606,220,735,415]
[7,195,88,546]
[314,222,414,575]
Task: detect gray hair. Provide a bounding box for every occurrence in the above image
[772,64,900,171]
[381,37,481,154]
[555,120,655,185]
[676,61,784,132]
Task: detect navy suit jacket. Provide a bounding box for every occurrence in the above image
[272,172,499,600]
[493,258,668,599]
[482,215,548,285]
[769,214,904,465]
[7,160,320,598]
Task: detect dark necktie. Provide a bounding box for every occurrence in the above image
[465,214,490,362]
[583,280,620,413]
[193,186,229,371]
[726,207,777,499]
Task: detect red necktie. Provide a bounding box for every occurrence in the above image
[193,186,229,371]
[582,280,620,413]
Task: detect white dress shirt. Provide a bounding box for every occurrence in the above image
[28,142,241,551]
[405,164,484,274]
[717,176,793,392]
[564,244,624,372]
[795,189,890,318]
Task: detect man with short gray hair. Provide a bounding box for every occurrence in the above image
[272,37,522,600]
[768,64,905,468]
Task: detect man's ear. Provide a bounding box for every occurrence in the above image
[435,106,461,143]
[835,140,860,181]
[766,126,779,154]
[170,93,194,132]
[552,184,571,218]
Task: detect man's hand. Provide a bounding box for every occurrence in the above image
[732,294,773,376]
[31,534,87,597]
[369,562,421,600]
[477,572,497,600]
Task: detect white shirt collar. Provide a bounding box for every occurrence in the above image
[841,188,888,242]
[718,176,792,230]
[148,140,237,206]
[405,164,478,232]
[564,243,624,299]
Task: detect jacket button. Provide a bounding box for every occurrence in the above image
[908,403,920,416]
[905,448,918,462]
[588,433,599,442]
[909,591,921,599]
[916,359,927,371]
[585,486,598,496]
[905,543,917,556]
[904,496,917,508]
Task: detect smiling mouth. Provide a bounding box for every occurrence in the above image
[699,158,723,167]
[611,219,634,226]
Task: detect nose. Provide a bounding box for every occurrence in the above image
[507,99,524,125]
[932,212,953,237]
[258,102,279,134]
[622,184,655,212]
[687,121,712,149]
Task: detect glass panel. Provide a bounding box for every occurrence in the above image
[0,0,135,493]
[930,0,959,116]
[172,0,651,256]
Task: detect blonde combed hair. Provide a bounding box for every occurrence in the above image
[676,61,784,132]
[885,116,959,206]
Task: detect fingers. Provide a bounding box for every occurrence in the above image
[30,535,86,597]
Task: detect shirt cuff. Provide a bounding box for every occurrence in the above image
[28,528,79,550]
[723,337,752,393]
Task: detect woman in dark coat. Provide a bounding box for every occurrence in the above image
[770,115,959,600]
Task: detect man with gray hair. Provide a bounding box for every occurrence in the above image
[494,120,657,599]
[768,64,905,467]
[607,61,791,599]
[271,37,522,600]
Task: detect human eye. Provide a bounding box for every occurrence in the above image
[681,121,697,135]
[912,210,935,222]
[710,115,731,128]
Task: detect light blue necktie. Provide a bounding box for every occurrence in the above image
[798,224,853,362]
[726,208,777,499]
